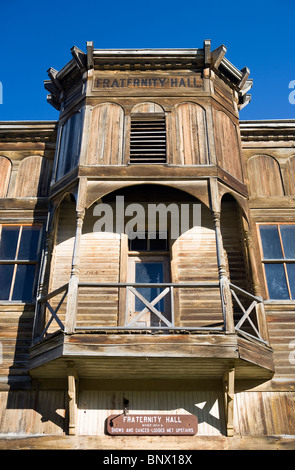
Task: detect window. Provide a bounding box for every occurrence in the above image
[129,114,166,164]
[127,231,171,326]
[259,224,295,300]
[0,225,42,302]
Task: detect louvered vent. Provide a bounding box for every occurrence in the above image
[130,114,166,164]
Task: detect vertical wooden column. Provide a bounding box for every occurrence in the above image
[223,365,235,437]
[213,210,235,333]
[65,208,85,334]
[210,178,234,333]
[68,361,79,435]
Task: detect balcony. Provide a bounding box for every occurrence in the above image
[28,280,274,382]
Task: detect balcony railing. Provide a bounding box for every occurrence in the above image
[32,281,268,345]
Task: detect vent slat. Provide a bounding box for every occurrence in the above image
[130,116,166,164]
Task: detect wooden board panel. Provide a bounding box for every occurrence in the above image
[14,156,52,197]
[0,156,11,197]
[234,391,295,436]
[171,102,210,165]
[213,108,242,182]
[247,154,284,197]
[265,304,295,381]
[77,389,225,436]
[176,205,222,327]
[0,305,34,384]
[0,390,66,435]
[88,103,124,165]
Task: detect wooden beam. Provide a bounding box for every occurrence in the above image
[211,45,227,69]
[86,41,94,69]
[223,365,235,437]
[67,362,79,436]
[203,39,211,67]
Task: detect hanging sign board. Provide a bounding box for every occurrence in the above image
[106,414,198,436]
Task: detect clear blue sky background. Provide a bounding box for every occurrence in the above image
[1,0,295,122]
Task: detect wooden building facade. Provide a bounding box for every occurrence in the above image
[0,41,294,450]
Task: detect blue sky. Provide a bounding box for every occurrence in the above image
[1,0,295,122]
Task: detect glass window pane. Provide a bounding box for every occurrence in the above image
[18,226,40,260]
[260,225,283,259]
[135,262,164,311]
[0,226,20,260]
[280,225,295,259]
[11,264,36,302]
[264,263,290,299]
[0,265,14,300]
[286,264,295,299]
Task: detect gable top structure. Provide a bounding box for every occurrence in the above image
[44,40,252,112]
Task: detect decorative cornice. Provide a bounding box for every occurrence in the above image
[45,40,252,111]
[0,121,57,142]
[240,120,295,142]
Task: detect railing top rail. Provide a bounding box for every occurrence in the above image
[78,282,220,288]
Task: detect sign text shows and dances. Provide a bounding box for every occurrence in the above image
[106,414,198,436]
[94,76,202,89]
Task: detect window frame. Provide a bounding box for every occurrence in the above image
[0,224,43,303]
[257,222,295,301]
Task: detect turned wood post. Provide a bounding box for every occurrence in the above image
[213,210,235,334]
[65,209,85,334]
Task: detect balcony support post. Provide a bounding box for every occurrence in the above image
[223,365,235,437]
[213,210,235,333]
[67,361,79,436]
[65,209,85,334]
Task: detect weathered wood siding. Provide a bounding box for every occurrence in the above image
[0,305,34,387]
[47,198,76,333]
[0,390,66,435]
[77,207,121,328]
[247,154,285,197]
[234,391,295,435]
[88,103,124,165]
[0,156,12,197]
[170,102,210,165]
[14,156,52,197]
[77,389,225,436]
[265,304,295,380]
[176,205,222,328]
[213,109,242,181]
